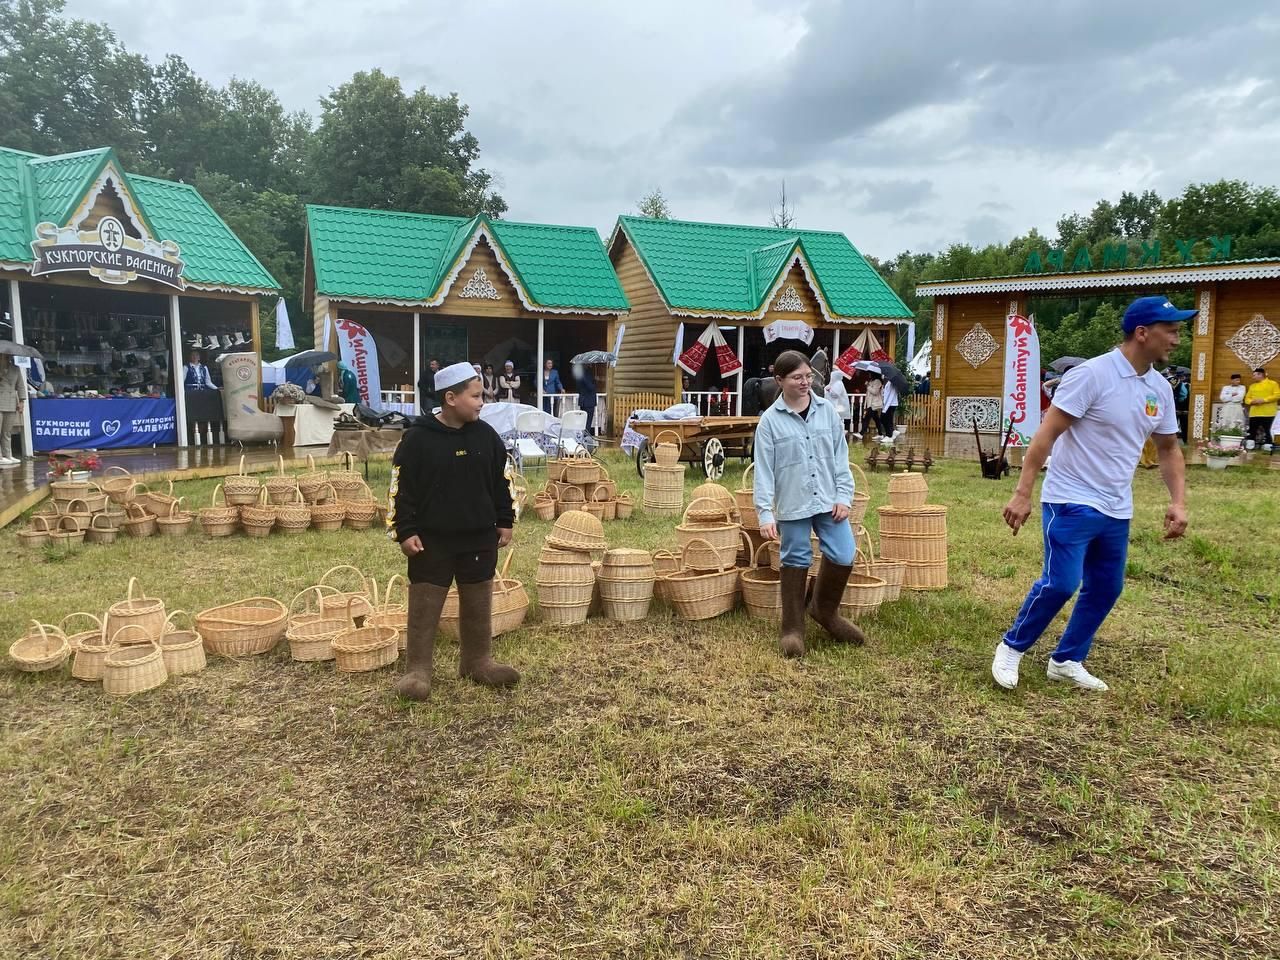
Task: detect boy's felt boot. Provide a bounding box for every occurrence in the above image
[394,582,448,701]
[457,579,520,688]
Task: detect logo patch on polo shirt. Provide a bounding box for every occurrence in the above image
[1143,393,1159,417]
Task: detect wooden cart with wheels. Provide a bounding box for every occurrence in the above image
[630,417,758,480]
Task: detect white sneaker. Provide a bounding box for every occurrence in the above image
[1046,659,1109,691]
[991,642,1024,689]
[851,432,862,440]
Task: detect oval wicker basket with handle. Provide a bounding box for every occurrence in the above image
[142,478,179,518]
[855,526,905,603]
[327,452,363,499]
[105,577,166,641]
[62,498,93,532]
[68,613,110,681]
[9,621,70,672]
[156,497,195,537]
[275,484,312,534]
[563,450,602,485]
[264,455,296,505]
[119,502,156,539]
[160,610,207,676]
[665,537,741,621]
[741,540,783,621]
[101,465,134,504]
[17,514,53,549]
[296,454,329,503]
[309,482,346,532]
[196,597,288,657]
[47,513,86,548]
[554,484,586,517]
[199,484,239,537]
[315,564,374,621]
[239,487,276,538]
[285,587,344,662]
[332,596,399,673]
[532,489,556,521]
[492,550,530,636]
[615,493,635,519]
[79,481,109,514]
[85,511,118,544]
[50,475,91,502]
[652,428,683,466]
[367,576,409,649]
[60,611,104,653]
[222,455,262,506]
[342,480,378,530]
[102,627,167,697]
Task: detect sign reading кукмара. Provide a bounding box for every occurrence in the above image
[30,216,186,290]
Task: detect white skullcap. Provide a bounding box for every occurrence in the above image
[435,361,479,390]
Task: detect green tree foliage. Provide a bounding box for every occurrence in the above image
[636,188,672,219]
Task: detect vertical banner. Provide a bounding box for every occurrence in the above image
[1001,313,1040,446]
[335,317,383,409]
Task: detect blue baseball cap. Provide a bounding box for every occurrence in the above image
[1122,296,1197,334]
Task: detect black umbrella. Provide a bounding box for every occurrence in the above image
[283,350,338,368]
[1049,356,1085,373]
[854,359,908,394]
[0,340,44,360]
[571,350,616,365]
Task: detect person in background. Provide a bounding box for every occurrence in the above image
[388,361,518,701]
[879,374,900,438]
[541,359,563,414]
[1216,373,1246,433]
[823,367,851,434]
[1244,367,1279,449]
[853,373,882,440]
[992,295,1189,694]
[184,349,215,390]
[1174,372,1190,441]
[498,361,521,402]
[916,372,931,396]
[481,363,498,404]
[753,350,862,659]
[337,361,361,405]
[573,362,597,435]
[418,358,440,414]
[0,354,25,466]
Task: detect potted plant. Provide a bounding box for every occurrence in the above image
[47,452,103,481]
[1213,426,1245,450]
[1202,440,1242,471]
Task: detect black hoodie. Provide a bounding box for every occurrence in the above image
[387,414,513,550]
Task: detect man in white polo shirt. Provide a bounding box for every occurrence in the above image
[992,296,1190,692]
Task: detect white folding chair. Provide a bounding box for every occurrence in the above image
[514,409,548,470]
[556,409,589,457]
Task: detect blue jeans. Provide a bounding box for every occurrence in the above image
[778,511,855,568]
[1003,503,1129,663]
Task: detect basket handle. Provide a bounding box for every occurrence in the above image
[56,515,79,533]
[289,483,304,505]
[344,594,364,625]
[681,536,731,573]
[28,515,52,532]
[850,460,869,500]
[109,623,153,648]
[288,585,328,617]
[60,611,103,644]
[103,465,131,479]
[561,485,585,503]
[167,498,184,519]
[257,486,269,507]
[740,461,755,491]
[654,428,683,452]
[277,454,285,476]
[749,538,772,570]
[161,478,175,496]
[85,480,104,495]
[342,451,355,470]
[125,481,149,500]
[65,497,89,514]
[125,576,146,601]
[91,512,113,530]
[319,564,368,589]
[590,483,611,502]
[316,482,337,503]
[306,454,316,470]
[682,496,730,524]
[211,483,226,507]
[26,620,65,647]
[238,453,246,476]
[499,549,515,579]
[382,575,406,611]
[164,609,195,632]
[854,525,875,572]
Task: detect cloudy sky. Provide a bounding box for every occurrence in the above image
[68,0,1280,259]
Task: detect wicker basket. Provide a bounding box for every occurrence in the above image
[160,610,207,676]
[199,484,240,537]
[342,481,379,530]
[533,490,557,521]
[877,505,948,537]
[880,532,948,563]
[902,559,948,591]
[309,483,346,532]
[555,484,586,516]
[317,565,374,622]
[62,498,94,532]
[102,633,168,697]
[887,471,928,509]
[850,462,872,528]
[105,577,167,642]
[676,498,741,571]
[69,613,110,681]
[562,451,602,485]
[101,466,134,504]
[642,463,685,515]
[615,494,635,519]
[142,478,179,518]
[223,455,262,506]
[275,485,312,534]
[546,509,606,553]
[9,621,70,672]
[652,429,682,466]
[601,548,657,580]
[197,597,288,656]
[839,571,887,621]
[264,455,297,505]
[856,529,904,603]
[689,482,738,522]
[665,538,740,620]
[297,455,330,503]
[741,542,783,621]
[493,551,530,636]
[598,549,655,622]
[17,515,53,549]
[327,452,364,500]
[368,576,409,649]
[766,532,822,577]
[78,481,109,514]
[239,487,276,538]
[50,476,91,502]
[59,612,103,653]
[591,483,617,521]
[332,596,399,673]
[156,498,195,537]
[285,587,344,661]
[119,502,156,539]
[85,511,118,544]
[47,513,86,547]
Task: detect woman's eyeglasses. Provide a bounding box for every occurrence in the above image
[782,372,815,384]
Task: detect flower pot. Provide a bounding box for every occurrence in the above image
[69,470,92,482]
[1217,435,1244,450]
[1205,456,1231,471]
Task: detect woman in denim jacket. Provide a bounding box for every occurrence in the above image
[753,350,863,658]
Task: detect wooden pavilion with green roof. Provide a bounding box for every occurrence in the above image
[605,216,914,422]
[0,145,279,456]
[303,205,629,421]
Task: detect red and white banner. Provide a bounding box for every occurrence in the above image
[762,319,813,345]
[835,329,889,376]
[678,320,741,377]
[677,323,712,375]
[1001,313,1040,447]
[335,317,383,409]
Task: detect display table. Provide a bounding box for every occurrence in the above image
[280,401,354,447]
[31,397,177,452]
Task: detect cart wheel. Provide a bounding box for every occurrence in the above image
[703,437,726,480]
[635,439,652,477]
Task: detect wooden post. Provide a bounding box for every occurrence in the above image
[169,294,187,447]
[412,311,421,413]
[9,279,32,457]
[1191,286,1216,442]
[932,298,948,432]
[536,316,545,414]
[249,298,263,411]
[735,324,745,416]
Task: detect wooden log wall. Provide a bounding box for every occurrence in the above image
[610,240,679,397]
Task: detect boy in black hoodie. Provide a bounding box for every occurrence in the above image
[388,362,517,699]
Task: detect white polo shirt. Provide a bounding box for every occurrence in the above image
[1040,348,1178,520]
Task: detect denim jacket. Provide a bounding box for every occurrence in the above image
[752,392,854,526]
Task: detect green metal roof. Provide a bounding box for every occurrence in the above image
[0,145,278,291]
[613,215,913,320]
[306,204,630,312]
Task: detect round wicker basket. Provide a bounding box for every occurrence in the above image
[101,466,134,504]
[156,497,195,537]
[223,455,262,506]
[309,482,346,532]
[285,587,344,661]
[652,429,682,466]
[9,621,70,672]
[275,485,312,534]
[196,597,288,657]
[316,565,374,622]
[84,511,118,544]
[297,454,330,503]
[887,471,928,510]
[332,596,399,673]
[160,610,207,676]
[17,515,53,549]
[740,541,782,620]
[664,537,740,621]
[546,509,606,553]
[119,502,156,539]
[239,487,276,538]
[105,577,166,641]
[367,576,409,649]
[264,455,297,505]
[102,630,167,697]
[69,612,111,681]
[199,484,240,537]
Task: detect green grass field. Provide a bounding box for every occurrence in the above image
[1,450,1277,958]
